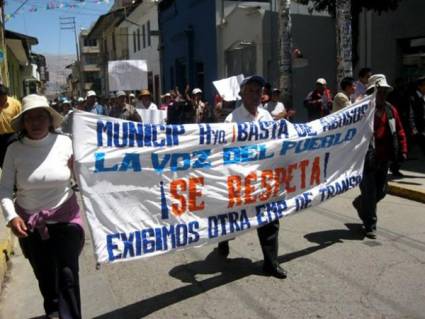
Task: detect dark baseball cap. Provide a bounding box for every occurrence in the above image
[240,75,265,87]
[0,84,9,96]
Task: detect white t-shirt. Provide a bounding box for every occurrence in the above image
[263,101,286,118]
[0,133,74,223]
[136,101,158,110]
[225,103,273,123]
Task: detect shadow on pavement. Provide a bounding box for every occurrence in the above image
[94,223,364,319]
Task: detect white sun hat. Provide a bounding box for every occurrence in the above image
[366,74,393,93]
[11,94,63,131]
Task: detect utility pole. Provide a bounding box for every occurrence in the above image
[60,16,81,96]
[278,0,293,107]
[335,0,353,85]
[0,0,9,86]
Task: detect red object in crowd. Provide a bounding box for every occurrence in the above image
[374,104,408,161]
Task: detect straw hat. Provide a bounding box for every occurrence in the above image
[139,89,151,97]
[11,94,63,131]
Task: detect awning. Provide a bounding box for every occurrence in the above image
[5,29,39,66]
[6,38,28,65]
[5,30,38,45]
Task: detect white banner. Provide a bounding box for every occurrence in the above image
[73,98,374,263]
[136,109,167,124]
[108,60,148,91]
[213,74,244,101]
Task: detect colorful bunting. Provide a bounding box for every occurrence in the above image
[5,0,110,21]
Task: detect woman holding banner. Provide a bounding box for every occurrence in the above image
[0,94,84,319]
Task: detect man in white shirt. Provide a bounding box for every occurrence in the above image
[136,89,158,110]
[86,90,107,115]
[263,88,287,120]
[220,75,287,279]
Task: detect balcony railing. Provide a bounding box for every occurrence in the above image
[82,46,100,54]
[82,64,101,72]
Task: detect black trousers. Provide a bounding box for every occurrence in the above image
[19,223,84,319]
[0,133,17,168]
[219,220,280,267]
[355,161,389,231]
[257,220,280,268]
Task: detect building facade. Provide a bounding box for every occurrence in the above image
[118,0,161,102]
[79,29,101,96]
[357,0,425,83]
[5,30,47,98]
[159,0,218,104]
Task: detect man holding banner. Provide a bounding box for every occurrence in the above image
[217,75,287,279]
[353,74,408,239]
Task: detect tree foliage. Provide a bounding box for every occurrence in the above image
[295,0,403,15]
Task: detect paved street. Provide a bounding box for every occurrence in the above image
[1,188,425,319]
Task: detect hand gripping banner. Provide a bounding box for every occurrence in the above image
[73,97,374,263]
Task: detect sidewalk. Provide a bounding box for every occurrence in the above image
[0,167,14,295]
[0,222,14,295]
[388,144,425,203]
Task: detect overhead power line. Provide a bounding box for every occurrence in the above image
[7,0,30,18]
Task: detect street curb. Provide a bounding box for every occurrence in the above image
[388,182,425,204]
[0,228,14,295]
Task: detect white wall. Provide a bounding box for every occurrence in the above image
[121,2,161,99]
[219,5,266,77]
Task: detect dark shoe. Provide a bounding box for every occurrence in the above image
[46,312,59,319]
[391,171,404,179]
[263,264,287,279]
[365,230,377,239]
[217,241,229,257]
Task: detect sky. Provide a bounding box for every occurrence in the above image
[4,0,113,55]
